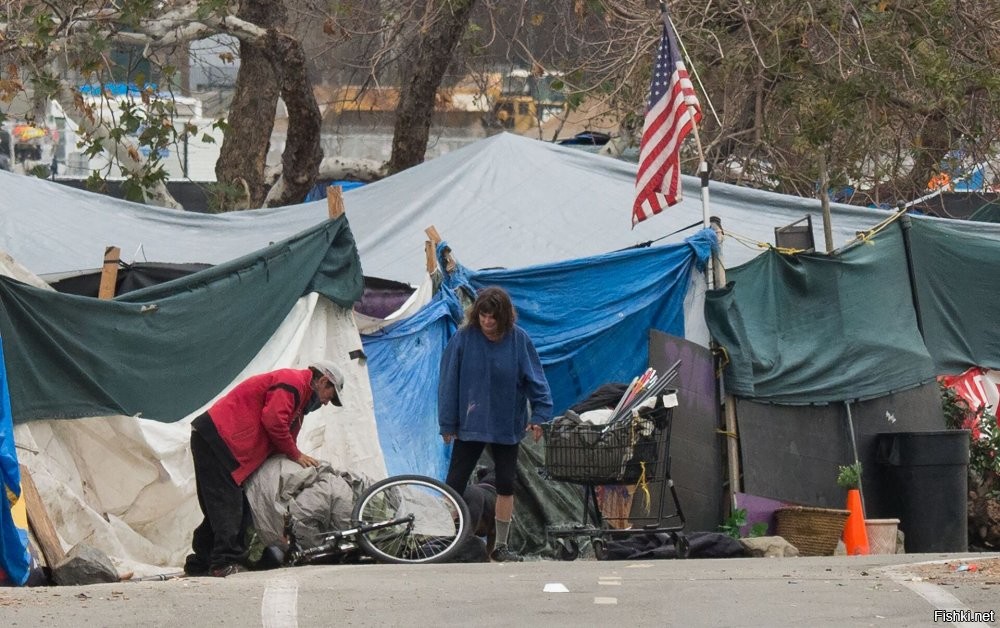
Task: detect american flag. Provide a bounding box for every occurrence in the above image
[632,9,701,227]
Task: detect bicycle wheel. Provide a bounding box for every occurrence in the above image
[352,475,472,564]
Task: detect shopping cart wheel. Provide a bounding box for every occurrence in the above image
[556,538,580,561]
[591,537,608,561]
[673,532,690,559]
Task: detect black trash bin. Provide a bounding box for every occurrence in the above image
[875,430,970,553]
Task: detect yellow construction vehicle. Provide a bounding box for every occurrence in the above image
[489,69,567,134]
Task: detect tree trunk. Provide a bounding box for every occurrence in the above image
[262,31,323,208]
[388,0,477,175]
[215,1,286,209]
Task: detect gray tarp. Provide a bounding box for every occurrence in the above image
[7,133,1000,285]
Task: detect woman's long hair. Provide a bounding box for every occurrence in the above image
[465,286,516,336]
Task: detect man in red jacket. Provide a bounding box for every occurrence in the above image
[183,359,345,577]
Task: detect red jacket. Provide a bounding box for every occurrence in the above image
[207,368,314,485]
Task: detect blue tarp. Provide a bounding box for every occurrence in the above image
[362,296,459,479]
[304,180,366,203]
[362,229,716,479]
[0,336,29,586]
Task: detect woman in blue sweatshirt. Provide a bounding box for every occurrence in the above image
[439,286,553,562]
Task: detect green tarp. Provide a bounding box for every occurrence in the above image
[910,219,1000,374]
[0,217,363,423]
[705,223,936,403]
[969,203,1000,224]
[706,216,1000,404]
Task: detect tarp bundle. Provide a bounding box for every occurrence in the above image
[705,217,1000,403]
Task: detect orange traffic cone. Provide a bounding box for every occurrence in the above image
[843,488,870,555]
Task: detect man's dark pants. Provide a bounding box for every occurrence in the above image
[185,414,251,573]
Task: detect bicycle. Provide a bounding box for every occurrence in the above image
[282,474,472,566]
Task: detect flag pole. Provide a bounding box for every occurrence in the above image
[662,3,741,512]
[662,4,714,289]
[689,116,714,288]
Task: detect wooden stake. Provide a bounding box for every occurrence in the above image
[327,185,345,219]
[98,246,120,300]
[423,225,457,273]
[425,240,436,274]
[18,465,66,567]
[712,255,742,510]
[424,225,441,244]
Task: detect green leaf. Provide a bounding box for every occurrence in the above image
[836,462,862,489]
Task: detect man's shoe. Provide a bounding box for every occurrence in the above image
[489,545,523,563]
[183,554,209,577]
[209,564,248,578]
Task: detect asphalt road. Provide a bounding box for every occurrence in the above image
[2,553,998,627]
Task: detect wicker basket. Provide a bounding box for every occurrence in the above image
[774,506,851,556]
[865,518,900,555]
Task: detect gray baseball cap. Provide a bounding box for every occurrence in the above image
[310,359,345,406]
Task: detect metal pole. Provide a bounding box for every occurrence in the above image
[688,114,714,289]
[844,400,865,515]
[898,214,925,339]
[700,161,715,289]
[819,151,834,253]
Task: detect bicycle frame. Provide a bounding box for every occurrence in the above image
[286,513,417,566]
[278,473,471,566]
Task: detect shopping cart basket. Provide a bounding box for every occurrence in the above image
[541,399,687,560]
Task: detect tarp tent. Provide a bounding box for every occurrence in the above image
[7,130,997,567]
[9,133,1000,288]
[702,215,1000,521]
[0,218,387,576]
[362,230,717,551]
[364,232,716,480]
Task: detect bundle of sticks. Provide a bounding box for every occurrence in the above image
[601,359,681,433]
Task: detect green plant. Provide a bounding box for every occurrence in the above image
[27,164,51,179]
[940,383,1000,497]
[836,461,862,490]
[718,508,768,539]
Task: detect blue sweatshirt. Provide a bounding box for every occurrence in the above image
[438,324,553,444]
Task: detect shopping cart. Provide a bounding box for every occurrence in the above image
[540,398,688,560]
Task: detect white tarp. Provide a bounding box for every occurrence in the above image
[12,293,387,576]
[0,251,50,290]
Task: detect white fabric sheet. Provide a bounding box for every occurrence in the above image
[13,293,387,577]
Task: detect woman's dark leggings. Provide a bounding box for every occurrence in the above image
[445,440,520,496]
